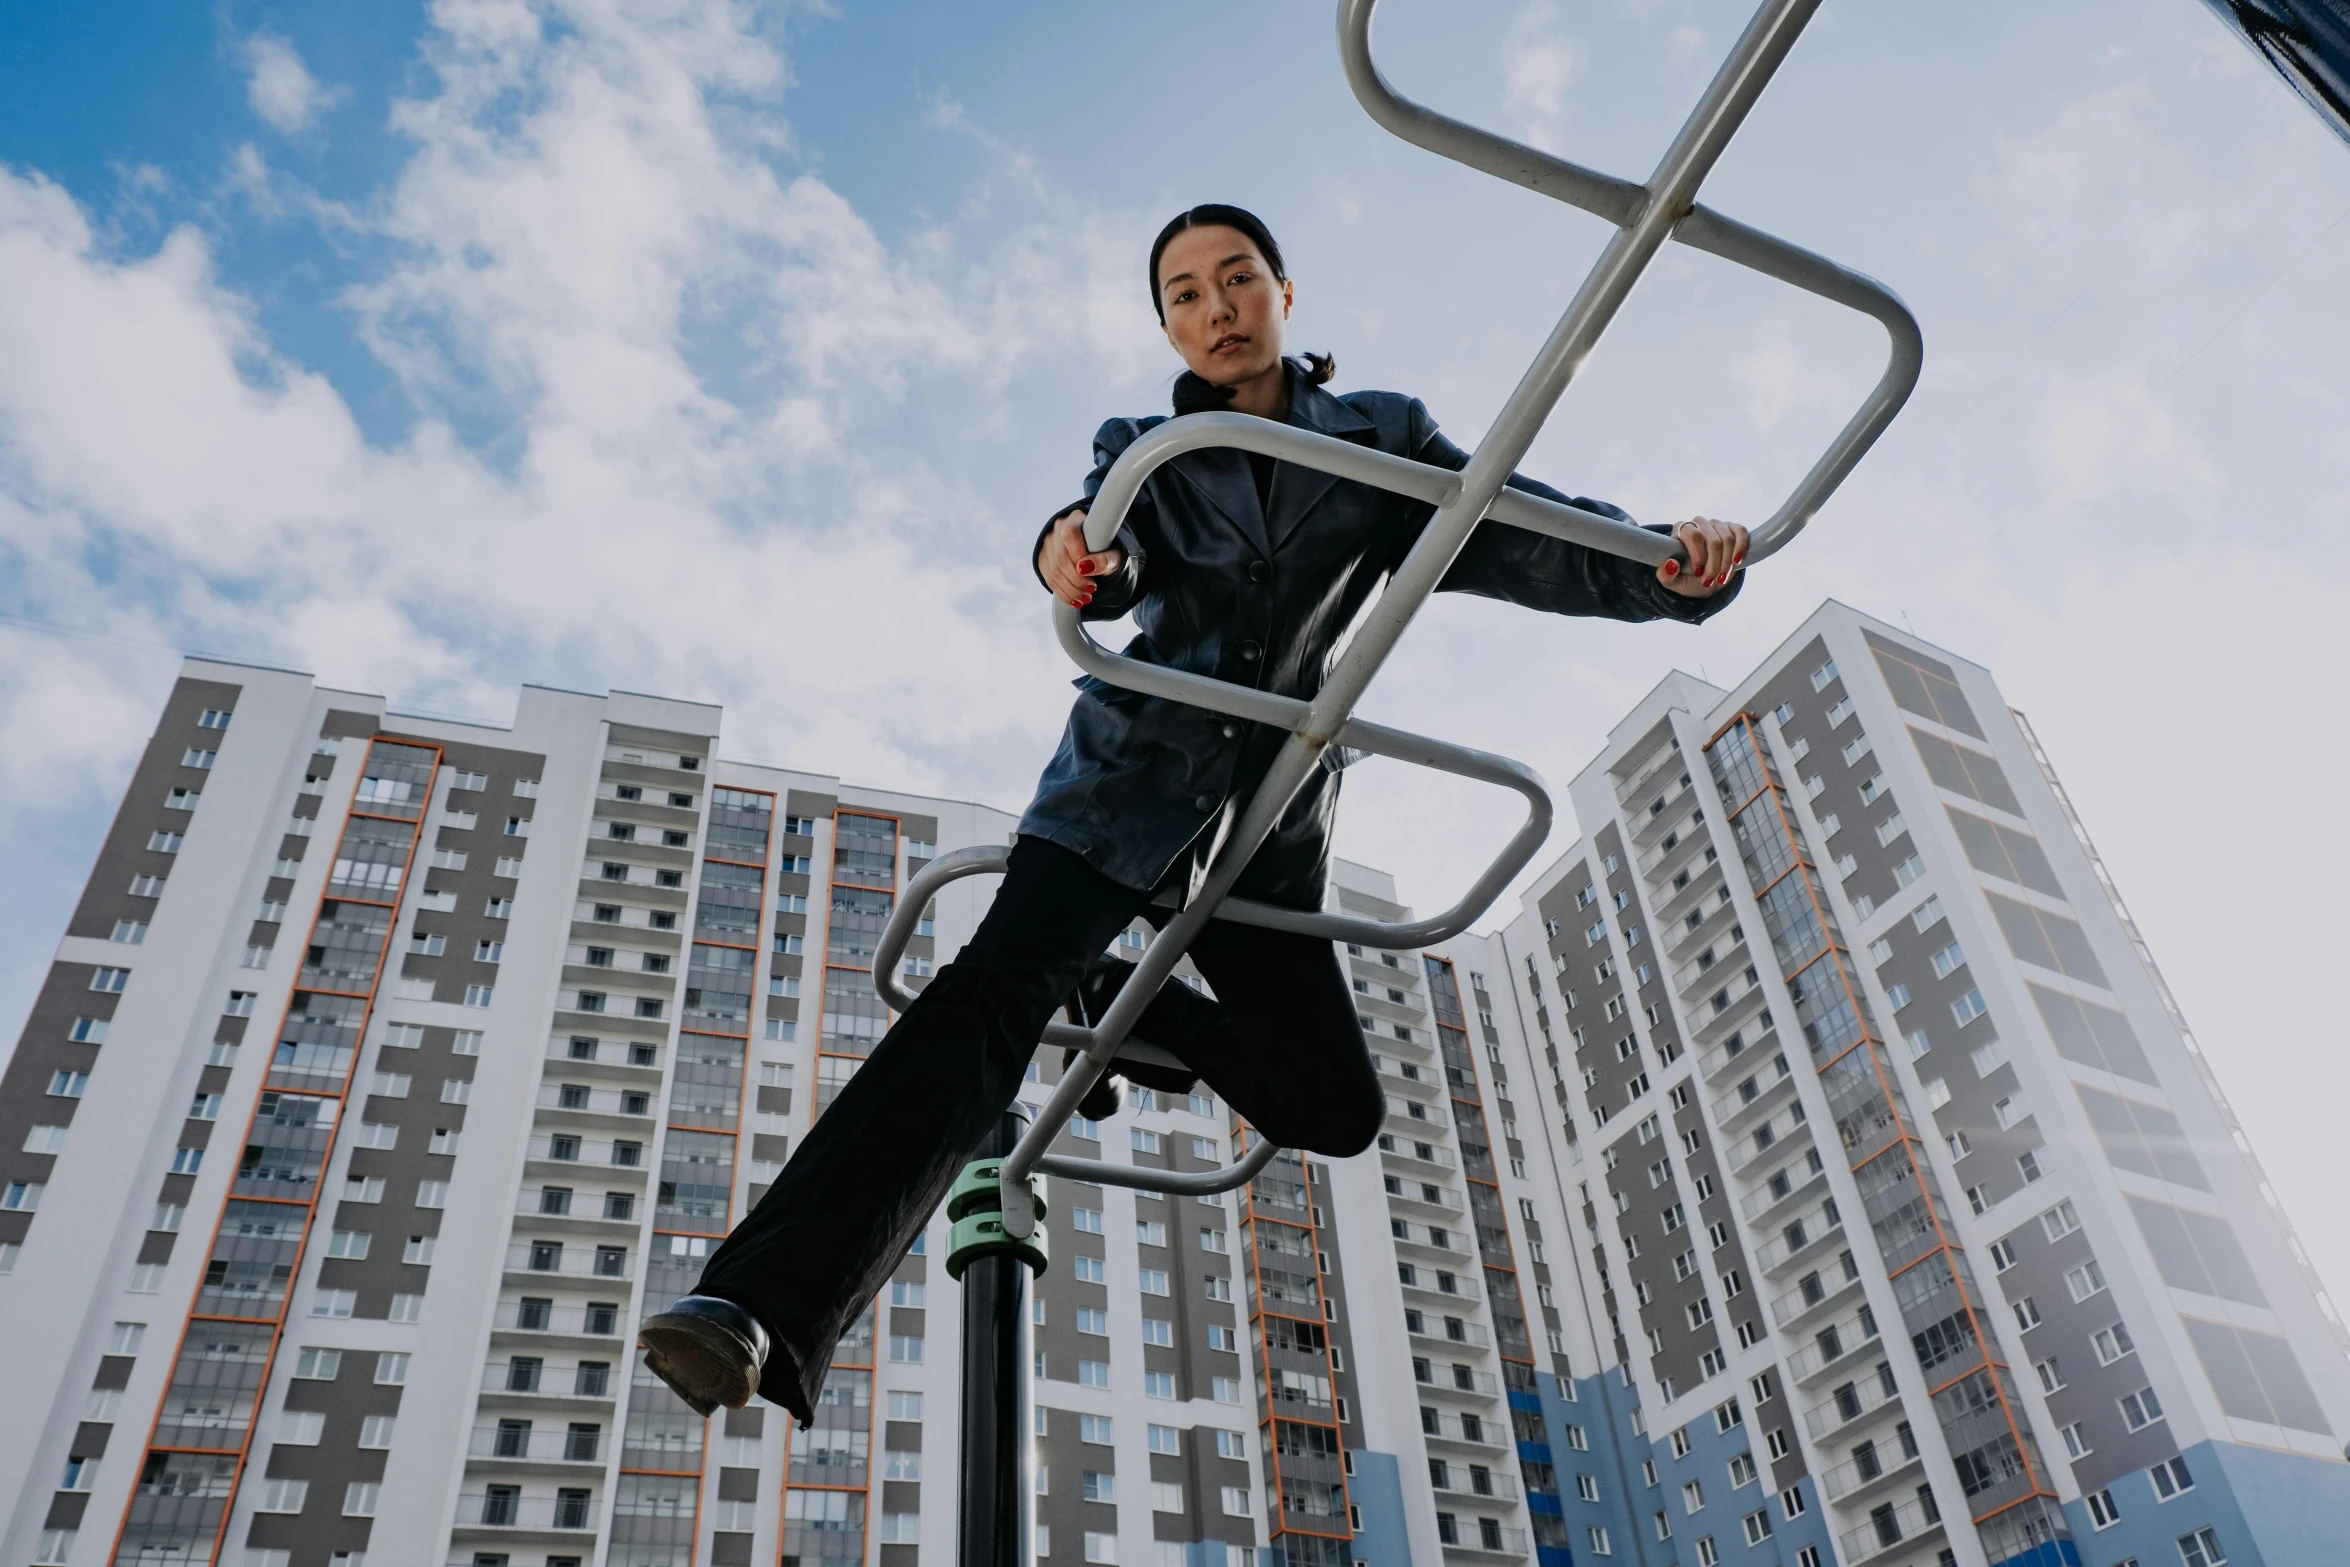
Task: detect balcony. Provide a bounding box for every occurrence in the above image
[1373,1055,1445,1095]
[1784,1308,1882,1386]
[1651,855,1726,931]
[1689,972,1770,1048]
[526,1132,650,1170]
[1638,819,1715,883]
[467,1423,607,1465]
[1384,1180,1463,1215]
[1665,895,1744,967]
[1673,937,1754,1003]
[1430,1468,1520,1505]
[1738,1155,1827,1227]
[1386,1095,1448,1134]
[1725,1104,1813,1179]
[513,1196,643,1237]
[503,1241,633,1282]
[1818,1436,1923,1505]
[1768,1251,1862,1330]
[493,1300,626,1340]
[1436,1522,1530,1558]
[454,1491,600,1533]
[1413,1360,1501,1400]
[1406,1315,1491,1352]
[1379,1135,1456,1172]
[535,1083,655,1120]
[1752,1200,1845,1277]
[479,1360,617,1403]
[1712,1052,1797,1132]
[1612,738,1685,810]
[1802,1362,1904,1441]
[541,1036,664,1075]
[1398,1266,1484,1306]
[1631,776,1703,851]
[1699,1023,1782,1084]
[1836,1495,1944,1565]
[1420,1411,1510,1452]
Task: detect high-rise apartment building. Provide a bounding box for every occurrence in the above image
[3,601,2346,1567]
[1459,601,2350,1567]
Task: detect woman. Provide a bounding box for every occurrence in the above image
[640,204,1747,1422]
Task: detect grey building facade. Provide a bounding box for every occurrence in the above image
[4,601,2346,1567]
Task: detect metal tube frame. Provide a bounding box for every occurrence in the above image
[873,0,1919,1239]
[956,1106,1035,1567]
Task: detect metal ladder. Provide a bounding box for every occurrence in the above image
[870,0,1918,1555]
[874,0,1919,1222]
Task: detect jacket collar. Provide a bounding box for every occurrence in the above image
[1165,361,1376,559]
[1268,370,1374,550]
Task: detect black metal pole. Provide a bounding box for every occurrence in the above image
[957,1103,1033,1567]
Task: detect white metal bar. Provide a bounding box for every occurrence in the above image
[1335,0,1922,559]
[867,0,1909,1220]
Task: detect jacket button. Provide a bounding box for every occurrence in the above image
[1194,794,1217,812]
[1221,724,1237,739]
[1239,641,1261,661]
[1249,560,1270,584]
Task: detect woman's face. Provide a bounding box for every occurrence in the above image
[1157,224,1291,387]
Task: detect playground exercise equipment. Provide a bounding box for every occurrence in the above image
[866,2,1922,1561]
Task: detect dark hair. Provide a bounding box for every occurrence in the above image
[1148,203,1335,385]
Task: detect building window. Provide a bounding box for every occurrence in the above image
[254,1479,309,1513]
[2150,1455,2194,1499]
[2178,1527,2228,1566]
[2086,1489,2122,1529]
[2120,1387,2166,1431]
[2065,1260,2109,1303]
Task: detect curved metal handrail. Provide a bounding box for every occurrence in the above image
[1335,0,1922,560]
[984,0,1913,1231]
[1035,1137,1282,1197]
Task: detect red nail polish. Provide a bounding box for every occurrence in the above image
[1663,560,1680,577]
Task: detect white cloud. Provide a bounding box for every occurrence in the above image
[1500,1,1586,155]
[242,33,344,134]
[6,0,2350,1308]
[0,0,1186,843]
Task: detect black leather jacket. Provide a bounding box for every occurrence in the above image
[1018,360,1740,903]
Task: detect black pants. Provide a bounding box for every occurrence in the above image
[694,835,1383,1421]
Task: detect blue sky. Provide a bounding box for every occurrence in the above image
[4,0,2349,1299]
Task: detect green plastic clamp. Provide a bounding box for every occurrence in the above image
[947,1158,1048,1223]
[944,1156,1050,1279]
[946,1210,1049,1281]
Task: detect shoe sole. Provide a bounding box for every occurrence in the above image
[639,1314,760,1416]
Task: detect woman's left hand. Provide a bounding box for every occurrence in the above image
[1659,517,1748,596]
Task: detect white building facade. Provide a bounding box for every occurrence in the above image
[4,602,2346,1567]
[1468,602,2350,1567]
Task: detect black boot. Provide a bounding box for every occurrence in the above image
[1060,1044,1124,1122]
[1060,959,1125,1121]
[1068,954,1206,1096]
[638,1294,770,1416]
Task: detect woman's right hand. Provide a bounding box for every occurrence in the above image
[1038,506,1126,608]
